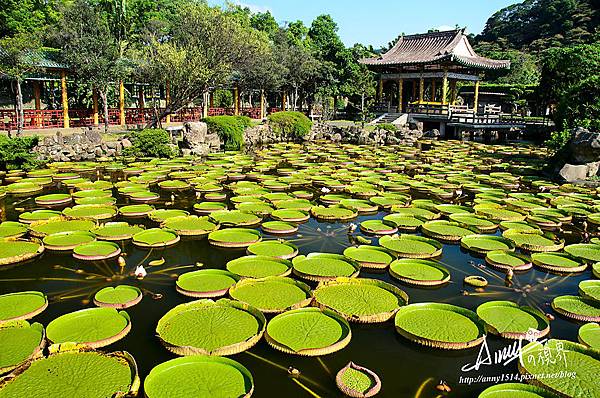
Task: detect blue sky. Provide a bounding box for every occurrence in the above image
[208,0,520,47]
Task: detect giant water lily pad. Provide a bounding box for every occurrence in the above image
[478,383,560,398]
[73,241,121,260]
[156,299,266,356]
[93,285,142,309]
[0,291,47,323]
[261,220,299,234]
[193,202,228,215]
[0,347,139,398]
[34,193,72,207]
[0,222,27,239]
[503,231,564,252]
[476,301,549,339]
[579,280,600,302]
[421,220,474,241]
[246,240,298,259]
[383,214,424,231]
[119,204,154,217]
[229,276,312,313]
[311,206,358,221]
[92,222,144,241]
[46,307,131,348]
[226,256,292,278]
[28,218,95,237]
[0,240,44,266]
[519,339,600,398]
[0,321,45,374]
[485,250,532,272]
[379,235,442,259]
[270,209,310,222]
[564,243,600,263]
[314,278,407,323]
[552,295,600,322]
[359,219,398,235]
[132,228,180,248]
[389,259,451,286]
[208,228,261,248]
[531,252,586,273]
[176,269,240,298]
[162,216,219,236]
[449,213,498,233]
[265,307,351,356]
[18,209,62,224]
[343,246,395,269]
[42,231,96,251]
[578,323,600,350]
[292,253,360,282]
[149,209,190,223]
[394,303,485,349]
[144,356,254,398]
[460,235,515,254]
[336,361,381,398]
[62,204,117,220]
[209,210,261,227]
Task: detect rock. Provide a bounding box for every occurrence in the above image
[569,127,600,164]
[423,129,441,139]
[121,138,132,148]
[559,164,590,182]
[183,122,208,146]
[84,128,103,145]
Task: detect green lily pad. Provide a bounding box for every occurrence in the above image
[18,209,62,223]
[176,269,240,298]
[564,243,600,262]
[119,204,154,217]
[156,299,266,356]
[552,295,600,322]
[0,222,27,239]
[531,252,586,273]
[92,222,144,241]
[310,205,358,221]
[336,361,381,398]
[93,286,142,309]
[144,356,254,398]
[580,280,600,302]
[394,303,485,349]
[270,209,310,222]
[460,235,515,254]
[477,300,549,339]
[0,321,45,374]
[379,235,443,258]
[229,276,312,313]
[421,220,474,241]
[343,246,395,269]
[519,339,600,398]
[578,323,600,350]
[0,348,138,398]
[292,253,360,282]
[226,255,292,278]
[132,228,180,248]
[28,218,95,237]
[193,202,228,214]
[359,219,398,235]
[209,210,261,227]
[46,307,131,348]
[449,213,497,232]
[42,231,96,251]
[149,209,190,223]
[208,228,261,248]
[389,259,451,286]
[478,383,560,398]
[314,278,407,323]
[0,240,44,266]
[0,291,47,323]
[265,307,351,356]
[162,216,219,236]
[34,193,72,207]
[62,205,117,220]
[261,220,299,234]
[485,250,532,271]
[503,230,564,252]
[246,240,298,259]
[73,241,121,260]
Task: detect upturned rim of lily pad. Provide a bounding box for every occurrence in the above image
[72,241,122,261]
[335,361,382,398]
[228,276,313,314]
[291,253,360,282]
[175,269,240,298]
[0,291,48,324]
[485,250,532,272]
[208,228,262,248]
[260,220,299,235]
[132,228,180,248]
[93,285,143,309]
[0,320,46,374]
[0,239,45,266]
[343,245,396,269]
[42,231,96,251]
[245,240,299,260]
[551,295,600,322]
[476,300,550,340]
[530,252,587,274]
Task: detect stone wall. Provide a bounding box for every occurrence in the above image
[34,128,131,162]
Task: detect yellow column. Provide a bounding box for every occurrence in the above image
[377,79,383,102]
[33,81,42,127]
[61,71,70,129]
[473,80,480,113]
[202,92,209,119]
[165,81,171,124]
[92,89,99,125]
[397,79,403,113]
[450,80,457,105]
[260,89,265,119]
[431,80,436,102]
[282,91,287,111]
[418,77,424,104]
[442,69,449,105]
[234,86,240,115]
[119,81,125,126]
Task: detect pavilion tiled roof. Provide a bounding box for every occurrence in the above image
[361,29,510,70]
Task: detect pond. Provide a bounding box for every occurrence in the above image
[0,141,598,398]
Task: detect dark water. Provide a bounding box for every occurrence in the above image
[0,178,590,398]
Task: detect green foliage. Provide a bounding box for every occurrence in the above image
[267,111,312,139]
[204,116,251,151]
[0,135,41,170]
[378,123,398,133]
[473,43,540,85]
[556,75,600,131]
[124,129,176,158]
[0,0,60,37]
[545,129,572,152]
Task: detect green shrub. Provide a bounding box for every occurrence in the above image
[123,129,176,158]
[545,129,572,152]
[556,75,600,131]
[267,111,312,139]
[0,135,41,171]
[378,123,398,133]
[203,115,251,150]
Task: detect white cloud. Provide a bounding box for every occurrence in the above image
[436,25,456,32]
[234,1,271,14]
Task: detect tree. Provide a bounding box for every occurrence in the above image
[474,42,541,85]
[53,0,127,131]
[339,44,376,123]
[556,75,600,130]
[135,2,267,126]
[250,11,278,39]
[0,0,61,37]
[0,32,42,136]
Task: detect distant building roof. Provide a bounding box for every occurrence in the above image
[361,29,510,70]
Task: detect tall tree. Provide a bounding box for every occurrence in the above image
[0,32,42,136]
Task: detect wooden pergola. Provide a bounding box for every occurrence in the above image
[361,29,510,114]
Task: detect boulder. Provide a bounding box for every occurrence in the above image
[559,164,590,182]
[182,122,208,146]
[568,127,600,164]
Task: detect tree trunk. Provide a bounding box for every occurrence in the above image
[14,79,24,136]
[99,89,110,133]
[361,92,365,126]
[146,106,172,129]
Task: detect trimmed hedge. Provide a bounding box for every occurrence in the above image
[123,129,176,158]
[267,111,312,139]
[204,115,252,150]
[0,135,41,170]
